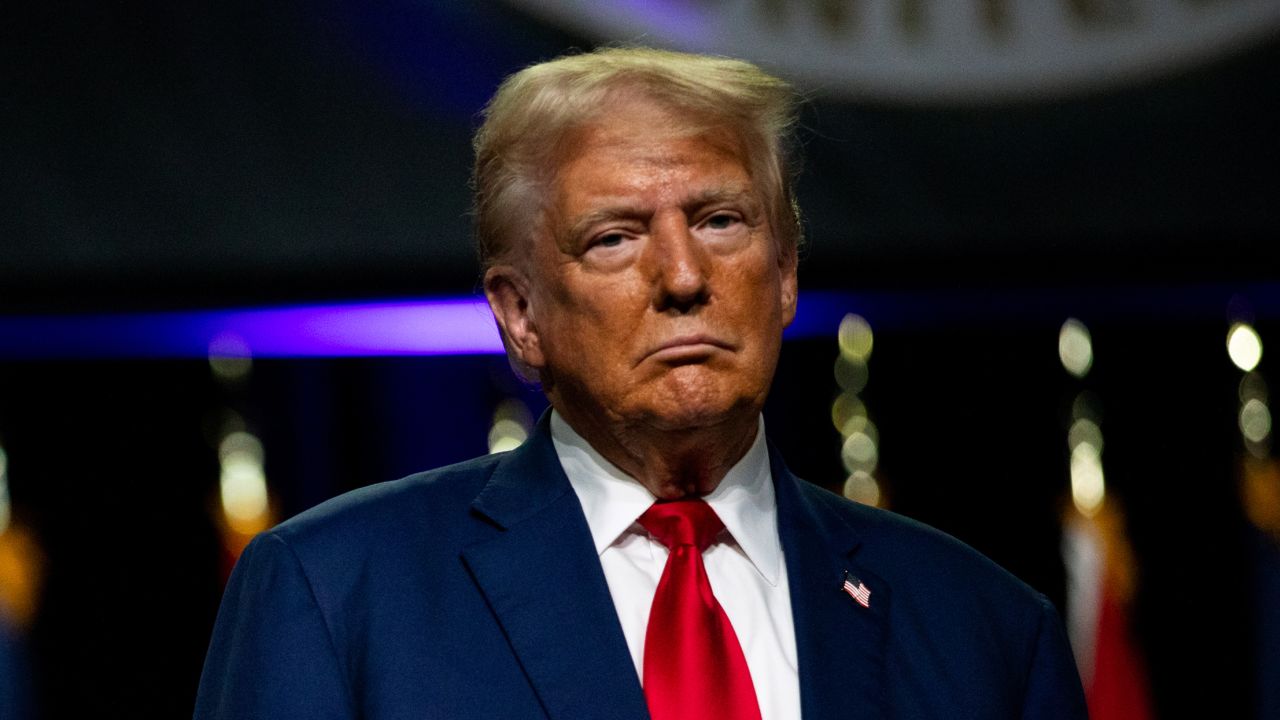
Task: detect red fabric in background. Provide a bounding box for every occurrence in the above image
[1088,582,1153,720]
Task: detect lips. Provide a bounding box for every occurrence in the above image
[643,334,733,364]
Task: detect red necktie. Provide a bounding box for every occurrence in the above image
[637,499,763,720]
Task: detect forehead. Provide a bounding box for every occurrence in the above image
[548,98,754,204]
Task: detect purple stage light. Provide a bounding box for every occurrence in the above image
[3,286,1278,359]
[0,294,854,359]
[0,298,506,358]
[207,299,505,356]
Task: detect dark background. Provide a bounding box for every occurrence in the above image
[3,2,1277,309]
[1,2,1277,717]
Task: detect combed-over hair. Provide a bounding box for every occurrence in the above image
[471,46,802,270]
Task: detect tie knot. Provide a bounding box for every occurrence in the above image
[637,499,725,552]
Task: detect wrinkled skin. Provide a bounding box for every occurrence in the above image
[485,96,797,498]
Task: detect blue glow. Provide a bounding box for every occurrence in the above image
[2,286,1278,359]
[0,294,865,359]
[0,299,504,358]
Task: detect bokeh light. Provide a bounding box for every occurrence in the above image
[834,355,869,394]
[831,393,867,436]
[1240,398,1272,444]
[1227,322,1263,372]
[837,314,874,361]
[1068,418,1104,454]
[0,446,9,535]
[1070,441,1106,517]
[218,432,269,533]
[1059,318,1093,378]
[833,312,882,507]
[487,420,528,453]
[841,430,879,474]
[842,415,878,445]
[208,332,253,381]
[488,398,533,453]
[843,470,881,507]
[1239,371,1268,404]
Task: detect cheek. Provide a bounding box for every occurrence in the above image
[729,256,784,316]
[540,286,637,366]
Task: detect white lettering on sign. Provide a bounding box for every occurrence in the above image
[506,0,1280,102]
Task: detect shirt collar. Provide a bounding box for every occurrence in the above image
[551,410,782,586]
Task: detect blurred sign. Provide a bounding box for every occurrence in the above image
[507,0,1280,102]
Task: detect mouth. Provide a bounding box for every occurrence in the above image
[643,335,734,365]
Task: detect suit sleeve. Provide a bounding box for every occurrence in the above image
[193,532,355,719]
[1019,595,1088,720]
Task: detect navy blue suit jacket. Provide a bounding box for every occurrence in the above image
[195,416,1086,719]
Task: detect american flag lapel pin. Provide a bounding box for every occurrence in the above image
[842,571,871,608]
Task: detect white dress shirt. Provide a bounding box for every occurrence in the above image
[551,411,801,720]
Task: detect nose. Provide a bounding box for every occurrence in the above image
[648,213,710,314]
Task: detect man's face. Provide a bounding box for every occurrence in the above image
[489,97,797,434]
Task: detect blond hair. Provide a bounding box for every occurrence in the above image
[471,47,802,269]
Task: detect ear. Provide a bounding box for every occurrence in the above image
[484,264,547,375]
[778,248,799,328]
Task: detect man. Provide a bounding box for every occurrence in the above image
[195,48,1086,719]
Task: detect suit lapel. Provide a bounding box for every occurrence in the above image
[462,416,650,720]
[772,447,890,720]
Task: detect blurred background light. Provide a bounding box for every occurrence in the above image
[208,332,253,382]
[0,2,1276,716]
[217,432,269,534]
[831,393,867,436]
[843,470,881,507]
[3,289,1279,359]
[842,415,878,445]
[1246,437,1273,461]
[1240,372,1269,404]
[1068,418,1105,454]
[1059,318,1094,378]
[1241,398,1272,444]
[1227,322,1263,372]
[0,446,9,535]
[0,445,42,632]
[218,431,264,466]
[0,292,877,359]
[487,419,528,454]
[837,313,874,361]
[1071,441,1107,517]
[1241,457,1280,536]
[841,430,879,474]
[834,354,870,394]
[0,299,506,358]
[833,310,883,508]
[488,398,533,454]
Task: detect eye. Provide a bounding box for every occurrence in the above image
[704,212,740,230]
[580,227,640,272]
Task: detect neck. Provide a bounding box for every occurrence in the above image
[554,405,760,500]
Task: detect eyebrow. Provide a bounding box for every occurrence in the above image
[562,186,762,244]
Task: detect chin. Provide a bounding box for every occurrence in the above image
[638,380,763,432]
[642,404,729,431]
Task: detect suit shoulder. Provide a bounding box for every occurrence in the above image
[266,452,504,551]
[796,479,1045,608]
